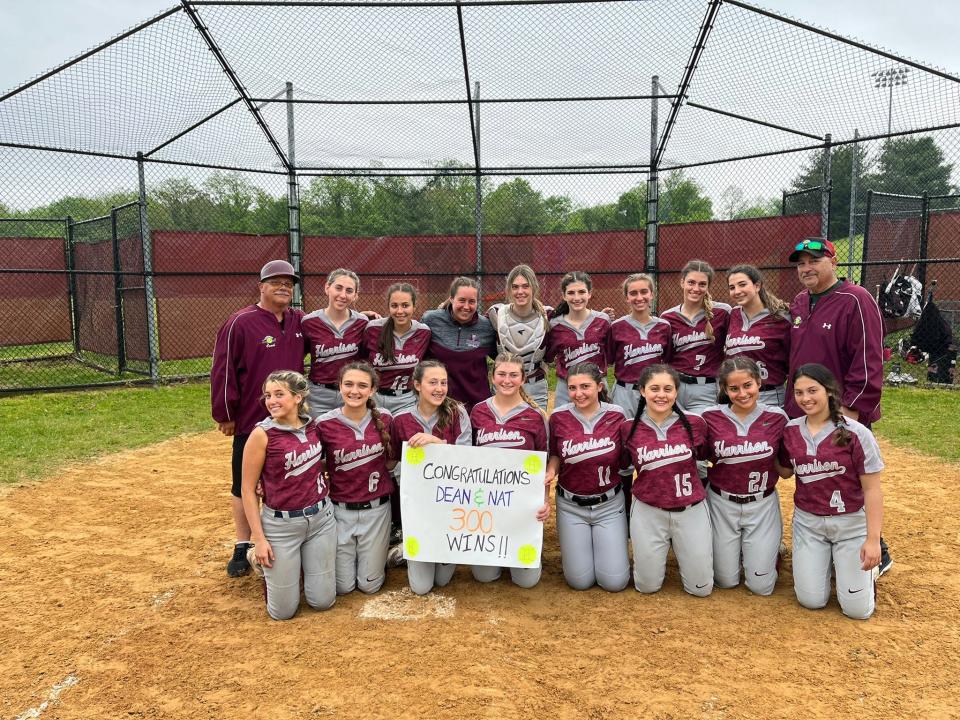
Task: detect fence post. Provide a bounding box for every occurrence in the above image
[918,192,930,289]
[820,133,832,238]
[473,80,483,285]
[110,207,127,373]
[65,216,81,358]
[860,189,873,286]
[781,190,787,217]
[645,75,660,278]
[137,153,160,383]
[848,128,859,243]
[286,81,303,309]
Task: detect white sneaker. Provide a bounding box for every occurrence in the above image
[246,545,264,578]
[386,545,406,568]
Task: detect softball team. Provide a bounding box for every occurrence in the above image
[233,263,888,621]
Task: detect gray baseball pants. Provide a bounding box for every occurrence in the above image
[630,498,714,597]
[334,500,391,595]
[706,487,782,595]
[556,490,630,591]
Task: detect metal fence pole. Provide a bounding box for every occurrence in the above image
[137,153,160,382]
[820,133,832,238]
[861,189,873,285]
[64,216,81,357]
[645,75,660,277]
[781,190,787,217]
[110,207,127,373]
[473,80,483,285]
[286,81,303,309]
[919,192,930,288]
[848,129,859,243]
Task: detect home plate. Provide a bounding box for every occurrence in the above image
[359,588,456,620]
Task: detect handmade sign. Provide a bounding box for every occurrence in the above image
[399,442,546,568]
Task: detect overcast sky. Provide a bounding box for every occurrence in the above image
[1,0,957,94]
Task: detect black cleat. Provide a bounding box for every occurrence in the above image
[389,524,403,547]
[878,540,893,577]
[227,542,252,577]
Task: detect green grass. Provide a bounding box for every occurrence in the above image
[874,386,960,464]
[0,381,214,484]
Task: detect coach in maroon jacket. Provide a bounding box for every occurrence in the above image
[786,237,892,574]
[211,260,307,577]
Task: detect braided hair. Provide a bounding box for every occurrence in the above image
[338,361,393,457]
[627,364,695,447]
[555,271,593,317]
[793,363,851,447]
[727,264,789,315]
[411,360,463,433]
[566,362,610,404]
[716,356,762,406]
[378,282,417,363]
[681,260,715,340]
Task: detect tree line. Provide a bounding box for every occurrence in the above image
[1,135,953,239]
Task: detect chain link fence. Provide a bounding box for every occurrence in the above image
[1,0,958,391]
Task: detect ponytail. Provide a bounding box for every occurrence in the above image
[627,364,682,442]
[793,363,851,447]
[339,361,392,457]
[378,282,417,363]
[556,271,593,317]
[682,260,716,339]
[727,264,789,315]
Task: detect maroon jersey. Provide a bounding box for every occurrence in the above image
[661,302,731,377]
[302,309,367,385]
[723,307,792,387]
[786,280,884,423]
[701,404,789,495]
[549,403,626,495]
[470,398,549,452]
[620,412,708,508]
[779,416,883,516]
[211,304,307,435]
[608,315,672,383]
[390,403,472,448]
[256,418,327,511]
[545,311,611,379]
[316,408,395,503]
[363,319,432,394]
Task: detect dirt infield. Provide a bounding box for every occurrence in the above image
[2,432,958,720]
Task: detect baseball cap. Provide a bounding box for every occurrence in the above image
[789,237,836,262]
[259,259,299,284]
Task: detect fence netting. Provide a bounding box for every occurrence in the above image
[1,0,958,390]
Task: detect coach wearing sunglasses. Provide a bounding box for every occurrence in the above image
[785,237,892,575]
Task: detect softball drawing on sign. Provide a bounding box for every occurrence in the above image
[398,442,546,568]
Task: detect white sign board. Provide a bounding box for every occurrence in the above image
[399,442,546,568]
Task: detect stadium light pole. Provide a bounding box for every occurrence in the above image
[872,66,909,137]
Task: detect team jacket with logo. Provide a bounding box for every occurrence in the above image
[211,305,307,436]
[661,302,731,377]
[470,399,549,452]
[362,318,432,393]
[786,280,884,423]
[316,408,395,504]
[701,404,789,495]
[422,307,497,411]
[608,315,672,383]
[779,416,883,516]
[256,417,327,511]
[545,311,611,379]
[302,309,368,385]
[549,402,626,495]
[723,307,792,387]
[390,403,472,450]
[620,411,708,508]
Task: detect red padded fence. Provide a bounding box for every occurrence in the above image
[0,237,71,347]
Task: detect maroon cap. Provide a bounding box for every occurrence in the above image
[789,238,836,262]
[259,259,299,284]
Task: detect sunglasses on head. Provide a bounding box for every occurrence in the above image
[794,240,827,252]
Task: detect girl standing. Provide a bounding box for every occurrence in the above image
[241,371,335,620]
[487,264,552,409]
[470,352,551,588]
[778,363,884,620]
[422,276,497,412]
[303,269,368,418]
[661,260,731,414]
[316,362,396,595]
[620,364,713,597]
[701,357,789,596]
[363,282,432,415]
[724,264,792,407]
[547,362,629,592]
[545,271,611,407]
[390,360,472,595]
